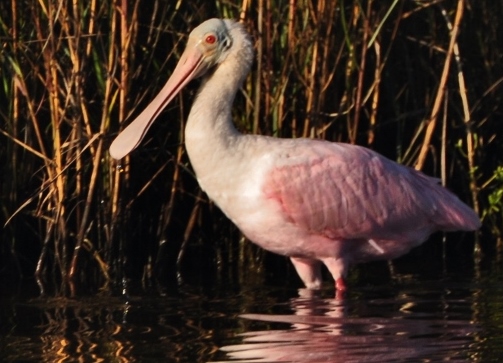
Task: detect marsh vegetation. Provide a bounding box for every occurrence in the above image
[1,0,502,295]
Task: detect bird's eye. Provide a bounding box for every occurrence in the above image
[205,34,217,44]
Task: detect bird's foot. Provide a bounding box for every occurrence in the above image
[335,277,347,291]
[334,277,347,299]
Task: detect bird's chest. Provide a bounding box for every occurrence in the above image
[197,159,268,220]
[192,152,283,234]
[186,136,296,250]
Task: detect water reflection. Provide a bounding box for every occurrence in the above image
[0,293,218,362]
[213,287,481,362]
[1,298,134,362]
[0,278,502,362]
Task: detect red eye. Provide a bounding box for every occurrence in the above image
[205,34,217,44]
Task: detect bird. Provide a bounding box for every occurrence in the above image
[109,18,481,291]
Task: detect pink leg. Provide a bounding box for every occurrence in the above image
[290,257,323,289]
[321,257,348,291]
[336,277,347,291]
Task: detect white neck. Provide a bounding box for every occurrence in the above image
[184,21,254,181]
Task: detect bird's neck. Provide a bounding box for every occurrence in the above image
[186,67,241,144]
[184,68,239,171]
[184,33,253,179]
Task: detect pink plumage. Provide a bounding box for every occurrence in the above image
[109,19,480,291]
[263,139,479,258]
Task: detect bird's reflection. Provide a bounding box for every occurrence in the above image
[213,288,478,362]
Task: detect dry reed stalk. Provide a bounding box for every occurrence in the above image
[35,222,55,295]
[369,2,402,146]
[2,0,496,291]
[284,0,296,135]
[415,0,464,170]
[8,0,19,209]
[441,91,448,187]
[368,40,380,146]
[27,1,70,281]
[440,3,480,255]
[302,3,320,138]
[239,0,249,21]
[350,0,371,144]
[80,0,99,159]
[57,0,86,284]
[316,2,337,138]
[154,159,178,232]
[104,2,122,238]
[267,0,297,136]
[176,192,202,269]
[440,5,479,214]
[339,1,357,142]
[69,139,104,283]
[252,0,263,134]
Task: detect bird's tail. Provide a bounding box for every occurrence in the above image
[432,183,481,231]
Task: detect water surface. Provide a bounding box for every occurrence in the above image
[1,267,502,362]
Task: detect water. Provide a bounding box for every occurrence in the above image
[1,266,502,363]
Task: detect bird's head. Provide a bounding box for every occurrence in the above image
[184,19,234,78]
[109,18,249,160]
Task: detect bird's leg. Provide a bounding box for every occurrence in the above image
[321,257,348,291]
[335,277,347,291]
[290,257,323,289]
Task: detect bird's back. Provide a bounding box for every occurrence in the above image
[261,139,480,245]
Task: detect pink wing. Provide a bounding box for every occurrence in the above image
[263,139,480,243]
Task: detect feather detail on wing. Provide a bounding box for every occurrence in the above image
[262,140,480,243]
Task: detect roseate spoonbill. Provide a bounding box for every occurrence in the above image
[109,19,481,291]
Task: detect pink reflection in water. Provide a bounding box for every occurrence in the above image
[213,289,478,363]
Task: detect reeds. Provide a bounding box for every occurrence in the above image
[1,0,502,295]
